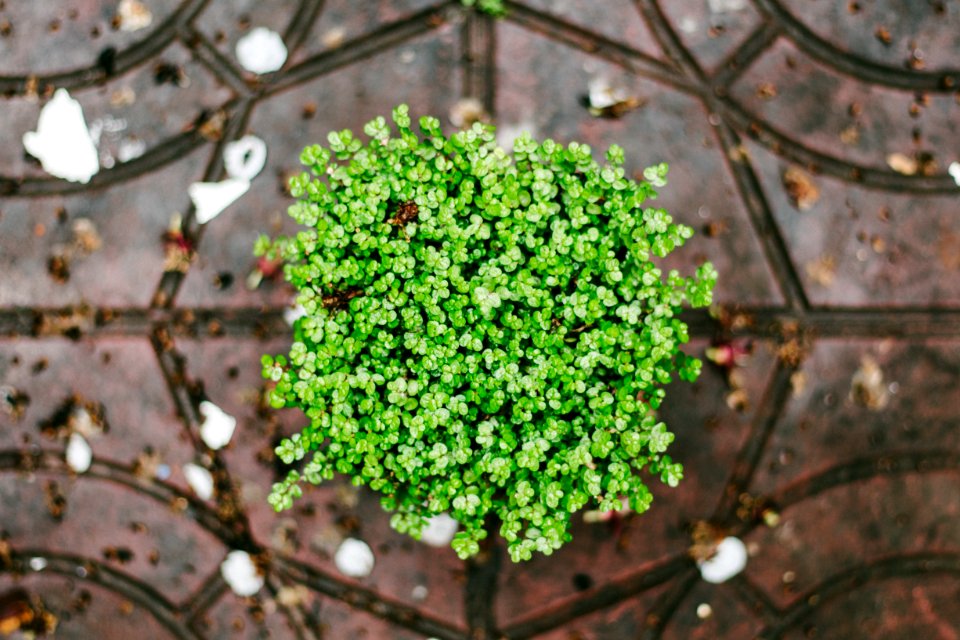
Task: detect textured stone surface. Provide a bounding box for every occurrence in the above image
[1,1,959,638]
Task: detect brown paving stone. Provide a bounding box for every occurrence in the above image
[661,580,763,640]
[751,339,960,494]
[0,572,183,640]
[0,338,197,486]
[748,141,960,306]
[777,0,960,72]
[744,473,960,611]
[729,38,960,172]
[0,0,184,76]
[0,474,223,603]
[0,338,199,486]
[526,583,670,640]
[302,0,445,60]
[0,147,208,307]
[518,0,663,60]
[659,0,765,73]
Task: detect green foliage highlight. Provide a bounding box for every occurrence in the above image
[258,105,716,562]
[461,0,507,17]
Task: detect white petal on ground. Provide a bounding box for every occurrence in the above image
[224,135,267,181]
[283,303,307,326]
[23,89,99,183]
[235,27,288,74]
[117,138,147,163]
[183,463,214,500]
[66,433,93,473]
[118,0,153,31]
[708,0,748,12]
[495,120,536,152]
[588,77,630,109]
[220,550,264,596]
[189,179,251,225]
[199,401,237,450]
[698,536,748,584]
[334,538,375,578]
[420,514,459,547]
[949,162,960,187]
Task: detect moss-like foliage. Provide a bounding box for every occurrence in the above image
[257,105,716,561]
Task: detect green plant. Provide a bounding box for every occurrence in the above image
[257,105,716,562]
[460,0,506,17]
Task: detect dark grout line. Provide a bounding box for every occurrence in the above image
[6,548,200,639]
[178,24,254,97]
[465,535,503,639]
[503,554,691,638]
[728,574,783,627]
[710,21,781,93]
[757,553,960,639]
[711,360,797,522]
[264,2,452,98]
[282,0,328,54]
[461,9,498,114]
[149,98,257,310]
[638,567,700,640]
[0,0,211,95]
[273,557,471,640]
[6,306,960,340]
[712,122,811,310]
[504,0,700,95]
[753,0,960,93]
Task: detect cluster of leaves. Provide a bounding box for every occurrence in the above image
[257,105,716,562]
[460,0,507,17]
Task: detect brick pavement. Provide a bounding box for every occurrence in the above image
[1,1,959,638]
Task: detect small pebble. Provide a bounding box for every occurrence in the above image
[66,433,92,473]
[420,514,459,548]
[184,463,214,500]
[334,538,375,578]
[198,401,237,450]
[236,28,287,74]
[698,536,748,583]
[221,550,264,596]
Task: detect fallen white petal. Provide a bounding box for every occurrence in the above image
[23,89,99,183]
[283,303,307,326]
[495,121,536,153]
[183,463,215,500]
[698,536,748,584]
[199,401,237,450]
[420,514,459,547]
[66,433,93,473]
[29,557,48,571]
[334,538,375,577]
[708,0,748,12]
[220,550,264,596]
[189,178,250,224]
[588,77,630,110]
[949,162,960,187]
[118,0,153,31]
[224,135,267,181]
[236,27,287,74]
[117,138,147,163]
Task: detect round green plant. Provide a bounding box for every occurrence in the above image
[257,105,717,562]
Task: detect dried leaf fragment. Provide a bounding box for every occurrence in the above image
[886,152,918,175]
[850,355,890,410]
[782,166,820,210]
